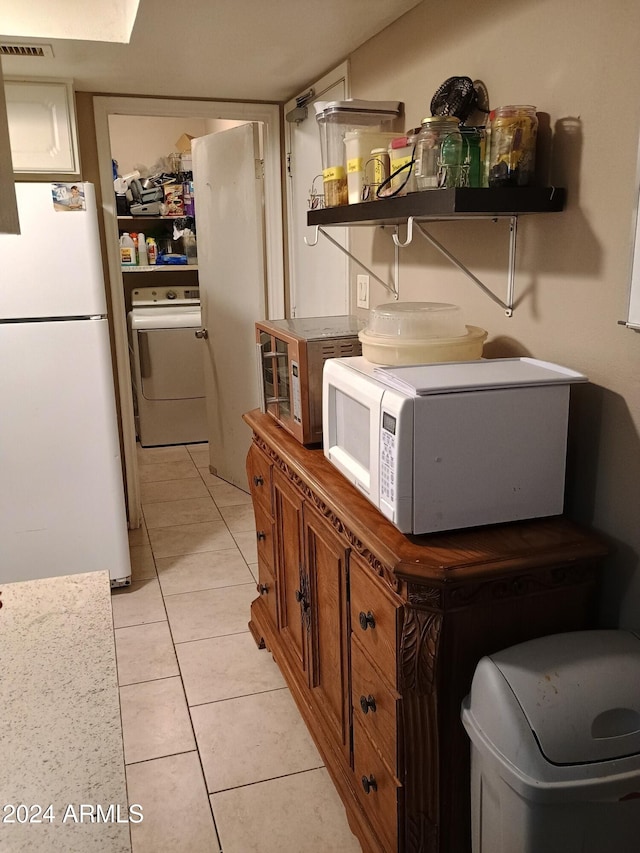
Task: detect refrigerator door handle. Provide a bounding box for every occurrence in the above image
[138,331,151,378]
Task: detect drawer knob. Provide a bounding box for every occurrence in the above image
[256,531,267,541]
[359,694,377,715]
[258,583,269,595]
[361,775,377,794]
[359,611,376,631]
[253,475,264,487]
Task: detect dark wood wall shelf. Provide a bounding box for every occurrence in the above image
[307,187,565,227]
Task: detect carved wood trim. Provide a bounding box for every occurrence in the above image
[401,607,442,695]
[401,694,440,853]
[406,813,439,853]
[445,563,597,608]
[407,586,443,610]
[255,433,401,592]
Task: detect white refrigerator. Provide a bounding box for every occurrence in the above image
[0,182,131,586]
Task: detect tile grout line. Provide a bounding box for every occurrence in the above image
[126,445,262,853]
[143,450,249,853]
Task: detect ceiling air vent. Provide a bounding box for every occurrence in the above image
[0,43,54,58]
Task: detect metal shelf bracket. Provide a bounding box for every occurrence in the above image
[413,216,518,317]
[305,225,399,300]
[306,214,520,314]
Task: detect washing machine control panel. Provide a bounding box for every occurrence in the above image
[131,286,200,306]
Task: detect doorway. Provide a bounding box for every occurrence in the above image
[93,96,284,528]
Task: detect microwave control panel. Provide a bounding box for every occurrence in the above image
[291,360,302,424]
[380,411,397,504]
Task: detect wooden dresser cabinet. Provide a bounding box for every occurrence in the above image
[244,410,607,853]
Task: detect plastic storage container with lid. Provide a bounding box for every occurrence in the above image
[461,629,640,853]
[358,301,487,365]
[414,116,466,190]
[315,99,402,207]
[344,130,397,203]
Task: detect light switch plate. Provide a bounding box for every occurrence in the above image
[356,274,370,309]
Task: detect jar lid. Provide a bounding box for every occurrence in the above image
[370,148,388,154]
[493,105,537,115]
[420,115,461,126]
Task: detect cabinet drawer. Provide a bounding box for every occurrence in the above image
[253,503,275,574]
[248,445,273,516]
[350,556,400,685]
[351,639,399,774]
[256,560,278,628]
[353,716,400,853]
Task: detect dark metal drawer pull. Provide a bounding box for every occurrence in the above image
[256,531,267,541]
[359,611,376,631]
[359,694,377,714]
[253,475,264,487]
[361,775,377,794]
[258,583,269,595]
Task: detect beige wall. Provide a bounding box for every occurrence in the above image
[347,0,640,627]
[108,115,245,176]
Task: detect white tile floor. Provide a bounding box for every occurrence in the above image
[112,442,362,853]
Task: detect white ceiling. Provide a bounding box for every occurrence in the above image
[0,0,140,44]
[0,0,421,102]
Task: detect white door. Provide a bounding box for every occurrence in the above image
[193,123,266,489]
[285,63,350,317]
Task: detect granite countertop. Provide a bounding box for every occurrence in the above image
[0,571,131,852]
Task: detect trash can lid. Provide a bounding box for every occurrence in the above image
[489,630,640,765]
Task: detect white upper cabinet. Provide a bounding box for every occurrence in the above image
[4,78,80,175]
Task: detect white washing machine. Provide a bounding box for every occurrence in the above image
[128,285,208,447]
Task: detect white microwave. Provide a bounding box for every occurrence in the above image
[322,356,587,534]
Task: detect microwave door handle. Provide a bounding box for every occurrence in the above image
[256,343,267,413]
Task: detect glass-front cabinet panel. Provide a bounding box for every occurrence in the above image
[259,331,290,421]
[275,337,290,419]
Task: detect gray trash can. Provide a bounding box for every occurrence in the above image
[461,630,640,853]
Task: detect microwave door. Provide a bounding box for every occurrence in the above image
[323,360,386,499]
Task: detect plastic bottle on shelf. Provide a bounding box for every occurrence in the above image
[137,232,148,266]
[120,232,136,266]
[146,237,158,265]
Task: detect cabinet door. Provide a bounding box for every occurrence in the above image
[273,468,308,678]
[5,79,79,174]
[304,503,351,762]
